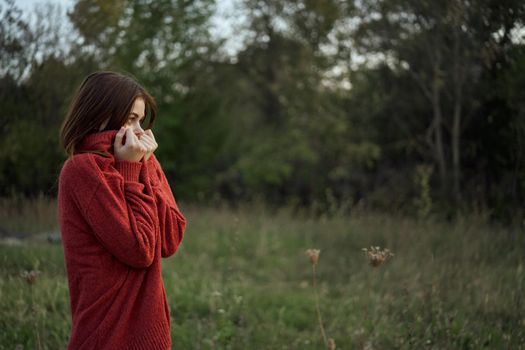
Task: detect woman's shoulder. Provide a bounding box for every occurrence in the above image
[60,153,116,185]
[60,153,88,177]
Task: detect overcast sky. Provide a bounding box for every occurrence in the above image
[16,0,73,11]
[14,0,245,56]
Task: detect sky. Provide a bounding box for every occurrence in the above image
[15,0,74,12]
[14,0,245,56]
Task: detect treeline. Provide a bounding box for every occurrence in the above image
[1,0,524,220]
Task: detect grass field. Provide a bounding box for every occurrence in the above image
[0,198,524,349]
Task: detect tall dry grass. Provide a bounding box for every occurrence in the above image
[0,197,523,349]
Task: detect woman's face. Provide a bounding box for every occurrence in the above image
[124,97,147,139]
[99,97,147,137]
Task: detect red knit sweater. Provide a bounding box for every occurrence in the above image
[57,129,187,350]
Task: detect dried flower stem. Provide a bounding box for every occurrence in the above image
[30,285,42,350]
[305,249,336,349]
[312,263,328,347]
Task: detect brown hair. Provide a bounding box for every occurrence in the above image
[59,71,157,157]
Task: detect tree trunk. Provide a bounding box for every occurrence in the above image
[451,25,463,207]
[452,96,461,203]
[431,60,447,193]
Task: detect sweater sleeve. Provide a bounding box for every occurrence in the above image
[145,154,187,258]
[74,156,159,268]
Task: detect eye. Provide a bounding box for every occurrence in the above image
[127,115,146,125]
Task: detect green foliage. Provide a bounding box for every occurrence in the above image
[0,119,62,195]
[0,0,523,217]
[0,0,33,80]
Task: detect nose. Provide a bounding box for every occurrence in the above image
[133,126,145,139]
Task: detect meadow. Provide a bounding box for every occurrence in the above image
[0,196,524,349]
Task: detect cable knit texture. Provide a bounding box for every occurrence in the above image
[57,129,187,350]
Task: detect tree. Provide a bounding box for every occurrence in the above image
[352,0,525,209]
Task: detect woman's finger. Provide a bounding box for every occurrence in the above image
[141,132,158,151]
[144,129,157,146]
[140,132,153,143]
[114,127,126,150]
[144,129,155,140]
[125,128,139,146]
[140,137,155,151]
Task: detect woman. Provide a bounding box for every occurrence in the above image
[57,71,187,349]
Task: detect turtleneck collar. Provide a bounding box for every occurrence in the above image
[76,129,119,156]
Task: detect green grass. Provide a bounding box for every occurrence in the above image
[1,200,524,349]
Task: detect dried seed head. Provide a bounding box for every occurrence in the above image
[327,337,336,349]
[362,246,394,268]
[20,270,41,285]
[305,249,320,265]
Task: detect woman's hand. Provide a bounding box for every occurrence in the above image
[140,129,158,161]
[114,127,147,162]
